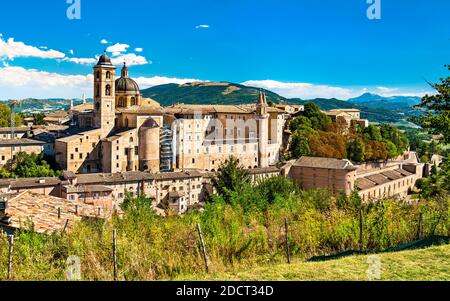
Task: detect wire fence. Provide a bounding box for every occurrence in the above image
[0,207,449,281]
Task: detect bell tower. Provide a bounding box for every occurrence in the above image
[257,91,269,168]
[93,52,116,136]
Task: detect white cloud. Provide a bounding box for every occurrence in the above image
[111,53,150,66]
[0,66,92,99]
[376,86,397,94]
[100,39,109,44]
[242,80,431,100]
[0,33,3,37]
[0,37,66,60]
[69,49,74,55]
[242,80,357,100]
[196,24,210,29]
[0,65,199,99]
[64,52,149,67]
[64,57,98,65]
[135,48,143,52]
[106,43,129,54]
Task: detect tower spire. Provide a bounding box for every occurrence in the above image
[121,61,128,78]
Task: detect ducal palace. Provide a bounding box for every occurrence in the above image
[55,53,286,174]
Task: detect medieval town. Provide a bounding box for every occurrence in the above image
[0,53,437,234]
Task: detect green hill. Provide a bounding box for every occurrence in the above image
[141,82,286,106]
[141,82,422,127]
[177,243,450,281]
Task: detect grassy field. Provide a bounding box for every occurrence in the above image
[176,244,450,281]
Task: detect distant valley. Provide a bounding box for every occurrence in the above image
[1,82,425,128]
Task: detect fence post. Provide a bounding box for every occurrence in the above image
[284,218,291,264]
[62,219,69,233]
[113,229,118,281]
[7,235,13,280]
[197,223,209,273]
[359,207,364,251]
[417,212,423,240]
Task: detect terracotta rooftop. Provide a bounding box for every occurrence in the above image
[154,170,204,180]
[63,185,114,194]
[71,103,94,112]
[9,177,61,190]
[76,171,154,185]
[381,170,404,180]
[357,178,377,190]
[0,126,30,134]
[116,106,163,115]
[247,166,281,175]
[366,174,391,185]
[0,191,114,234]
[0,138,45,147]
[294,156,357,170]
[164,104,284,115]
[357,169,415,192]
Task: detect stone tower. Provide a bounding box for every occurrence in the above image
[257,91,269,168]
[93,53,116,136]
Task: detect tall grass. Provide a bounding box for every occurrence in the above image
[0,177,449,280]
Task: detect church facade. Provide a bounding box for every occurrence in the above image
[55,54,286,175]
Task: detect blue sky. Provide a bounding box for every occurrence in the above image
[0,0,449,100]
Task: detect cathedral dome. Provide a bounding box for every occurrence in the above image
[115,62,140,94]
[97,53,113,66]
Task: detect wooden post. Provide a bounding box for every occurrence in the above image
[7,235,13,280]
[58,207,61,219]
[113,229,118,281]
[417,212,423,240]
[359,207,364,251]
[63,219,69,233]
[197,223,209,273]
[284,218,291,264]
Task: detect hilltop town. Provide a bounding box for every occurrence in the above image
[0,54,440,234]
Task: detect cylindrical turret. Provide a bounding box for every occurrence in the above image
[139,118,160,172]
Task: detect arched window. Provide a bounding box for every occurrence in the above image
[96,84,100,97]
[118,97,124,107]
[130,137,134,143]
[105,84,111,96]
[106,71,111,79]
[96,71,100,79]
[131,97,136,106]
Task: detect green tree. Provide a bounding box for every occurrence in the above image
[0,103,23,127]
[32,113,46,125]
[290,130,312,158]
[211,156,251,203]
[303,102,332,130]
[384,140,398,159]
[290,116,312,132]
[347,138,365,162]
[363,125,382,141]
[413,65,450,144]
[3,152,60,178]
